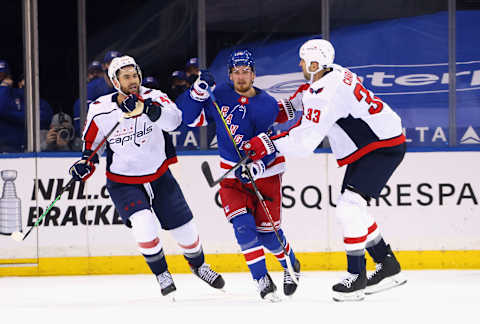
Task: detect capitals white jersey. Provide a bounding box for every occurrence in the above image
[82,86,181,184]
[273,65,405,166]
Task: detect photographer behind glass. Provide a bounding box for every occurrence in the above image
[42,112,81,151]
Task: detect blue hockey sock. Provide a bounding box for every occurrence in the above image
[346,253,366,274]
[366,237,388,263]
[183,249,205,268]
[231,213,268,280]
[143,248,168,276]
[259,230,296,269]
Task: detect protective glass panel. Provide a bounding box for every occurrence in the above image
[455,6,480,146]
[204,0,324,149]
[331,0,449,147]
[0,3,38,264]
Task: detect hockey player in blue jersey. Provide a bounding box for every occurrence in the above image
[176,50,300,301]
[69,55,225,298]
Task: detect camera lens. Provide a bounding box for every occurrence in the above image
[59,129,69,140]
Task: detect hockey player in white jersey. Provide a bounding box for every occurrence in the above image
[69,55,224,297]
[244,39,407,301]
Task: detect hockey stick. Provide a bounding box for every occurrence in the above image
[11,114,125,242]
[201,155,249,187]
[206,86,298,284]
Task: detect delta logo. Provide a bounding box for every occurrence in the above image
[460,126,480,144]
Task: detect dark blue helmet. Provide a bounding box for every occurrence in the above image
[103,50,122,64]
[228,49,255,72]
[142,76,159,89]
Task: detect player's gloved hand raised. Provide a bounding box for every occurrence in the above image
[190,70,216,102]
[234,160,265,184]
[120,93,144,118]
[69,159,96,182]
[143,98,162,122]
[243,133,276,161]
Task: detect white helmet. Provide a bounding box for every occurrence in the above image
[107,55,142,94]
[299,39,335,80]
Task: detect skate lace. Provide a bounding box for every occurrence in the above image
[367,263,383,280]
[341,273,359,288]
[283,269,299,284]
[197,263,219,284]
[257,275,272,291]
[157,271,174,289]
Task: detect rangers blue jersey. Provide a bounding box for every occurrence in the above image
[177,83,285,178]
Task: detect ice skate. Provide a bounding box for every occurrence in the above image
[366,245,407,295]
[191,263,225,290]
[157,270,176,300]
[256,273,281,302]
[332,269,367,302]
[284,258,301,296]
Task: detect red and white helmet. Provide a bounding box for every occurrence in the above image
[108,55,142,94]
[299,39,335,79]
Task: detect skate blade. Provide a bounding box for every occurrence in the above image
[264,292,282,303]
[165,291,176,302]
[161,290,177,302]
[365,273,407,295]
[332,289,365,302]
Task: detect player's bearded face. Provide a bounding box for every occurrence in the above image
[118,67,140,95]
[230,66,254,93]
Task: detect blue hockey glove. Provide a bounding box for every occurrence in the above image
[120,93,138,113]
[234,160,265,184]
[69,159,96,182]
[190,70,216,101]
[144,98,162,122]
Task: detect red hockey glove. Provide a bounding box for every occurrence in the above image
[243,132,276,161]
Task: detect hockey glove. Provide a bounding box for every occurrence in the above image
[276,99,296,123]
[234,160,265,184]
[190,69,216,101]
[144,98,162,122]
[120,93,144,118]
[120,93,138,113]
[243,133,276,161]
[69,159,96,182]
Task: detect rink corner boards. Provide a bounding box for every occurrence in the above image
[1,250,480,276]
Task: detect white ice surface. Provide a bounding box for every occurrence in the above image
[1,270,479,324]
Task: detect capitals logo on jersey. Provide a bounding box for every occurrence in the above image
[310,87,324,94]
[108,120,153,146]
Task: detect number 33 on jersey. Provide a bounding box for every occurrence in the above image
[272,65,405,166]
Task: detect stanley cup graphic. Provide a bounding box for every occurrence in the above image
[0,170,22,235]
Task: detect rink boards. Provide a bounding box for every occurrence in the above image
[0,150,479,276]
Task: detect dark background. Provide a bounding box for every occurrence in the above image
[1,0,478,116]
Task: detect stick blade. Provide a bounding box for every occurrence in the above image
[201,161,215,187]
[11,231,25,242]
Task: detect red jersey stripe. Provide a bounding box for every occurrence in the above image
[271,114,303,140]
[84,120,99,151]
[337,134,406,167]
[194,111,205,127]
[289,83,310,100]
[106,157,178,184]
